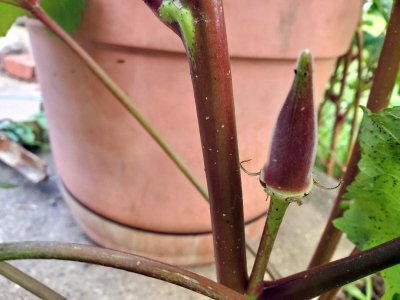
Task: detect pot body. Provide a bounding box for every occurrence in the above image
[28,0,362,264]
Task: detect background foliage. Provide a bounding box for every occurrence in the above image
[317,0,400,178]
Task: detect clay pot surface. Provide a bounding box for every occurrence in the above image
[28,0,362,263]
[79,0,361,58]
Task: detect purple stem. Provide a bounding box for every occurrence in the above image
[261,237,400,299]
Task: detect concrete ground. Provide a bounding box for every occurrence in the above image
[0,73,41,120]
[0,25,352,300]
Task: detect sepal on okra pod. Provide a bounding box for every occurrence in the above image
[260,50,317,204]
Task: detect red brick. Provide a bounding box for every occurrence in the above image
[3,53,35,81]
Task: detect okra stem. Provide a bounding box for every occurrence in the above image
[246,196,289,298]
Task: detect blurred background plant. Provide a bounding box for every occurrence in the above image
[0,112,48,149]
[0,111,48,187]
[316,0,400,179]
[336,274,385,300]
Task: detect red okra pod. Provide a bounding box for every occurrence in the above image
[260,50,317,203]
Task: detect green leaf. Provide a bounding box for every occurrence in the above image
[334,107,400,299]
[41,0,86,34]
[32,112,48,131]
[1,122,36,146]
[0,115,48,148]
[0,0,86,37]
[343,282,367,300]
[0,3,29,37]
[0,181,16,189]
[365,275,373,300]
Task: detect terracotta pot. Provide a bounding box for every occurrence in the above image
[28,0,362,265]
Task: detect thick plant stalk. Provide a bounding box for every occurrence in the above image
[246,50,316,298]
[144,0,247,291]
[260,237,400,300]
[317,248,360,300]
[308,0,400,269]
[0,262,66,300]
[184,2,247,290]
[0,242,245,300]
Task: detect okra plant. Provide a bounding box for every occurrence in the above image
[0,0,399,299]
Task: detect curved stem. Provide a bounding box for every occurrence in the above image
[246,197,289,298]
[261,237,400,300]
[0,242,245,300]
[0,261,66,300]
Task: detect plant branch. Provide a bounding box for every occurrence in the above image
[346,27,363,163]
[317,57,341,128]
[261,237,400,300]
[308,143,361,268]
[246,244,279,280]
[317,248,360,300]
[246,197,289,298]
[366,0,400,112]
[0,261,66,300]
[326,50,351,176]
[308,0,400,268]
[0,242,245,300]
[317,143,347,174]
[326,114,345,176]
[144,1,248,291]
[188,1,249,290]
[185,2,248,291]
